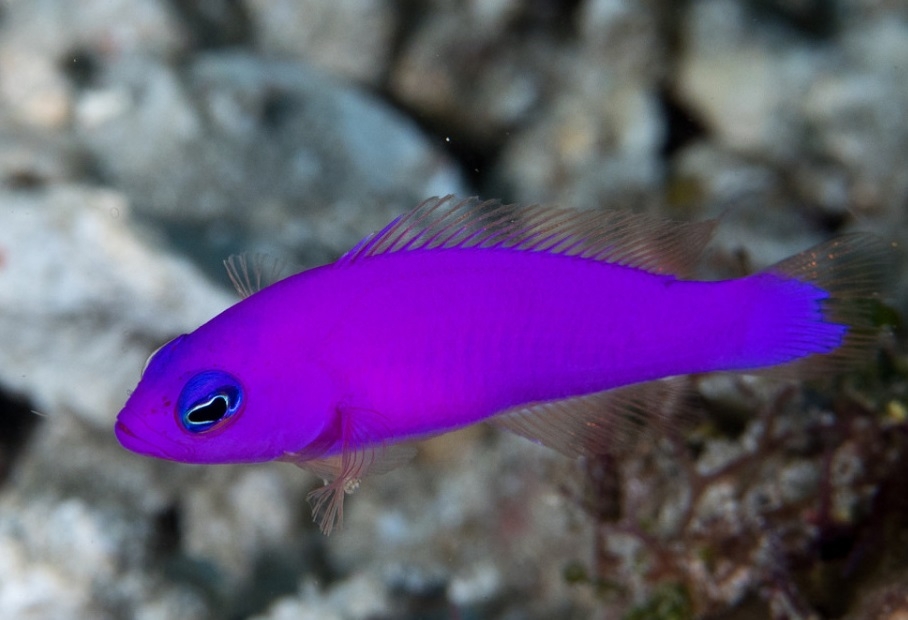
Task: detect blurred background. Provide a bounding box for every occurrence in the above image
[0,0,906,618]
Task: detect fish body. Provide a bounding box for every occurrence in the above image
[241,250,836,443]
[115,196,891,533]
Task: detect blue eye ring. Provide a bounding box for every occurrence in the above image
[177,371,243,434]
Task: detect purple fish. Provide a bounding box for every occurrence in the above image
[115,196,891,534]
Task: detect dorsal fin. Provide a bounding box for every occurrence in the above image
[338,196,718,277]
[489,378,692,458]
[223,253,292,298]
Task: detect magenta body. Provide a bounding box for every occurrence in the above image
[290,250,833,440]
[116,245,840,464]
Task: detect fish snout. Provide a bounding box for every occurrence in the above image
[114,419,152,454]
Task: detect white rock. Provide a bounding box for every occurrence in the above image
[252,575,389,620]
[0,185,232,428]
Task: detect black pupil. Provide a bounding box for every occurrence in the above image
[187,395,228,425]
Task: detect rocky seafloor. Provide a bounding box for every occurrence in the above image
[0,1,906,618]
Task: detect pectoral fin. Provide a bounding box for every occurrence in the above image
[280,405,416,535]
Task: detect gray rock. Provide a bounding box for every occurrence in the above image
[676,0,818,160]
[326,432,595,618]
[802,18,908,211]
[493,67,665,210]
[0,0,186,128]
[76,52,465,270]
[578,0,669,81]
[672,143,826,272]
[0,185,231,429]
[243,0,396,85]
[250,574,390,620]
[0,495,124,619]
[180,465,311,585]
[676,0,908,232]
[0,126,83,188]
[0,1,903,619]
[0,0,185,59]
[389,7,549,145]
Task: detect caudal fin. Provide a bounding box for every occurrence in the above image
[758,232,896,378]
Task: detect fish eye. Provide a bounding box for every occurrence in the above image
[177,371,243,434]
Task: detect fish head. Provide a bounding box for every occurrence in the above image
[115,330,338,464]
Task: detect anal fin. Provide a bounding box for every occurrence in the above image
[490,378,691,458]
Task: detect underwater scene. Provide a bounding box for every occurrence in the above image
[0,1,906,619]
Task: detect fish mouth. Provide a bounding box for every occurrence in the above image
[115,418,200,463]
[115,419,162,456]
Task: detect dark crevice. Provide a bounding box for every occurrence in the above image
[387,0,433,70]
[165,0,253,50]
[747,0,839,40]
[657,85,709,161]
[382,0,586,196]
[5,170,48,191]
[656,0,695,59]
[227,553,310,620]
[155,504,225,607]
[439,132,506,194]
[584,454,623,522]
[155,216,246,287]
[72,149,112,187]
[152,502,337,619]
[59,48,102,90]
[0,387,43,485]
[152,504,182,557]
[506,0,585,40]
[259,89,302,132]
[815,522,858,562]
[387,570,450,618]
[222,529,335,620]
[378,82,508,193]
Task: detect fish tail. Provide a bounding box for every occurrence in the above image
[747,233,896,377]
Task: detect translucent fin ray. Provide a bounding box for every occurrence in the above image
[280,406,416,535]
[490,378,692,458]
[224,253,293,299]
[758,233,897,378]
[339,196,718,277]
